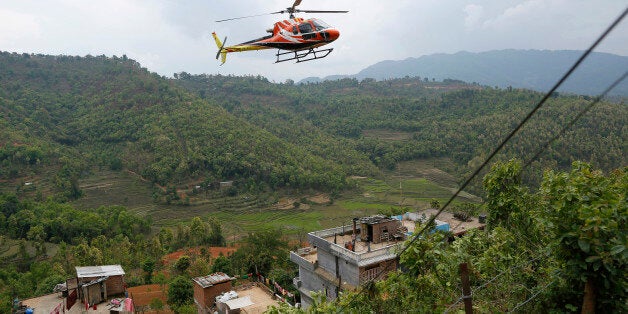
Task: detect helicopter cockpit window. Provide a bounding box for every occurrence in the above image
[298,22,313,34]
[293,26,298,35]
[312,19,330,30]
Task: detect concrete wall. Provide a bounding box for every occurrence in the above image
[298,266,323,295]
[316,248,336,275]
[338,257,360,286]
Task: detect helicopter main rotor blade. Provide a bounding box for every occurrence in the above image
[291,0,303,11]
[296,10,349,14]
[216,13,273,23]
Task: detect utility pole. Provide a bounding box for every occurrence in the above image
[460,263,473,314]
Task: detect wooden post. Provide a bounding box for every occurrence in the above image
[460,263,473,314]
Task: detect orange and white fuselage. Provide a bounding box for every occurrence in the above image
[213,17,340,64]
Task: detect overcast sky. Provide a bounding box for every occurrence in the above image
[1,0,626,82]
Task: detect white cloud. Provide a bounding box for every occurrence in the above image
[482,0,547,29]
[0,0,625,82]
[464,4,484,29]
[0,9,41,47]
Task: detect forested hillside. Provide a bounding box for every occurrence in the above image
[1,52,625,200]
[177,73,626,192]
[0,52,372,202]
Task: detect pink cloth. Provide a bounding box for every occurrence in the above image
[124,298,134,312]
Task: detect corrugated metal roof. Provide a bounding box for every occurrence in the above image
[76,265,125,278]
[224,296,254,309]
[193,272,233,288]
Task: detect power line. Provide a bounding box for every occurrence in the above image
[442,253,550,313]
[509,273,560,313]
[337,6,627,312]
[401,4,628,260]
[443,295,464,314]
[471,254,548,294]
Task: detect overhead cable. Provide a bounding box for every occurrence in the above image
[337,6,627,312]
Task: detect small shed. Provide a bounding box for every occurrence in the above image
[193,272,234,313]
[220,295,254,314]
[76,265,126,306]
[359,215,404,244]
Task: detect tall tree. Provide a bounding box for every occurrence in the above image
[541,162,626,312]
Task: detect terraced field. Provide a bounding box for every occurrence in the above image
[66,159,481,238]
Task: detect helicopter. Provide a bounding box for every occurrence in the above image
[212,0,347,64]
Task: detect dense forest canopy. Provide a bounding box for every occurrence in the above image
[1,52,625,200]
[177,72,626,191]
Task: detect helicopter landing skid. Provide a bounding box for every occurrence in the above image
[275,48,333,63]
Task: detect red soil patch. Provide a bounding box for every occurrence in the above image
[161,247,237,265]
[127,284,172,313]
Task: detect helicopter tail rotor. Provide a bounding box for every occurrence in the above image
[212,32,228,65]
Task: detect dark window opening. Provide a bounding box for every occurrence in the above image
[298,22,313,34]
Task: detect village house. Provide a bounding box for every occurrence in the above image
[290,215,409,308]
[193,272,235,313]
[76,265,126,307]
[291,212,485,308]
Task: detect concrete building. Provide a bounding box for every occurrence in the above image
[193,272,235,313]
[290,215,412,308]
[291,211,486,308]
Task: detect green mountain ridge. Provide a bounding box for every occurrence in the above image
[300,50,628,96]
[1,51,626,201]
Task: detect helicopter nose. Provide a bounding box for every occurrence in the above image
[324,28,340,41]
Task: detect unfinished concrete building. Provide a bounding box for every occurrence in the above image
[290,215,412,308]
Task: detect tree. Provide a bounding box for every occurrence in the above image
[26,225,46,255]
[429,199,440,209]
[167,276,193,308]
[149,298,164,313]
[142,258,156,284]
[207,217,226,246]
[541,162,626,312]
[230,229,288,276]
[174,255,191,274]
[210,255,232,274]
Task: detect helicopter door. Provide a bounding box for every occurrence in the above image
[299,22,315,40]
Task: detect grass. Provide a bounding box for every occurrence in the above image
[58,158,482,240]
[0,236,59,262]
[337,200,392,211]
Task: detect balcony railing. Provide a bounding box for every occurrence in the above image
[359,267,381,283]
[308,227,401,266]
[290,251,317,271]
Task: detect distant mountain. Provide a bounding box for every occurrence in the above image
[300,50,628,96]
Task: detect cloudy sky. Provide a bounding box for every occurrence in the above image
[1,0,626,82]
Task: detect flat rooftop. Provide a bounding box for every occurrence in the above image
[233,283,281,314]
[418,209,485,235]
[319,219,414,255]
[22,293,117,314]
